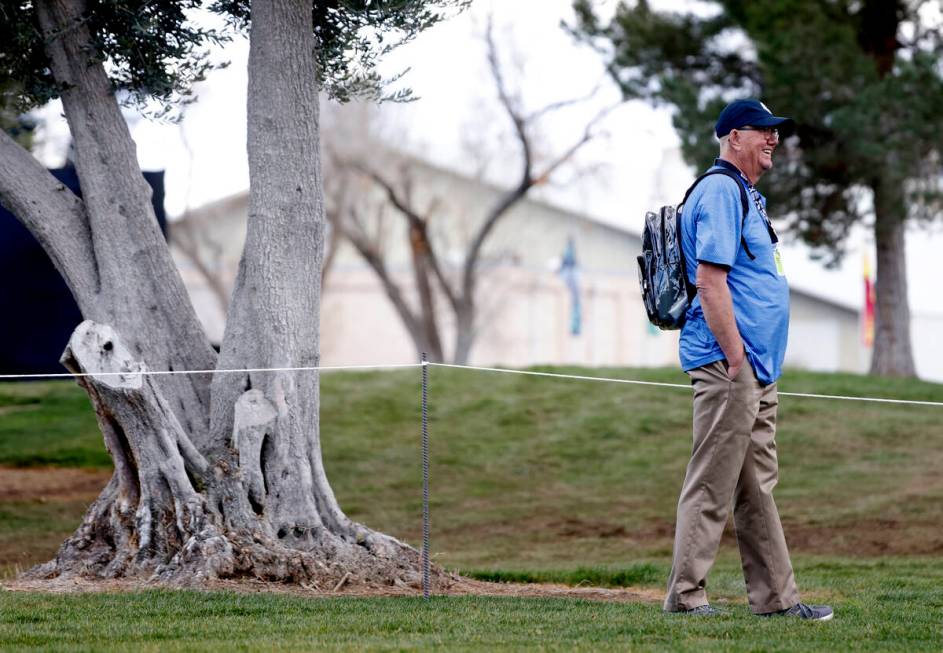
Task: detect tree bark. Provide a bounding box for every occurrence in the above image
[0,130,98,313]
[29,0,217,444]
[30,322,434,588]
[18,0,439,589]
[203,0,337,541]
[31,322,224,582]
[870,179,917,377]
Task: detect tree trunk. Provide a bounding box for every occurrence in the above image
[870,179,916,377]
[30,322,432,588]
[453,300,476,365]
[207,0,347,542]
[31,0,217,444]
[32,322,225,582]
[409,225,445,362]
[18,0,442,590]
[450,185,529,366]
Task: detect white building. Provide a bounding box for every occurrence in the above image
[170,157,869,374]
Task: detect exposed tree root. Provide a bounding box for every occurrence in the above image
[24,321,442,591]
[3,575,667,606]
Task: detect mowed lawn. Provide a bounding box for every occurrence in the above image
[1,367,942,651]
[1,573,941,652]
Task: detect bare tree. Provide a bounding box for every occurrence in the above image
[327,17,616,364]
[164,113,232,324]
[324,150,449,361]
[0,0,464,588]
[170,214,232,321]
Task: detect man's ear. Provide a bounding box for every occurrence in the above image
[728,129,742,151]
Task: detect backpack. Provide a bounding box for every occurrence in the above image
[637,169,751,330]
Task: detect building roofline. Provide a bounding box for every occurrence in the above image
[182,151,861,315]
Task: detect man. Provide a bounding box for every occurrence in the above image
[663,99,833,620]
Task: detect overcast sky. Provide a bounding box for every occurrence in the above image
[30,0,943,320]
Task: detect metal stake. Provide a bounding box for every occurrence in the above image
[421,352,430,600]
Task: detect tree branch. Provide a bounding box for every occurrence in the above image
[467,17,620,301]
[460,181,529,301]
[321,216,343,290]
[332,206,423,337]
[0,130,100,313]
[486,14,533,186]
[348,160,460,310]
[352,161,425,229]
[524,79,606,123]
[531,103,618,185]
[170,217,231,320]
[35,0,216,445]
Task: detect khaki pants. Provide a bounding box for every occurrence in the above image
[664,360,800,614]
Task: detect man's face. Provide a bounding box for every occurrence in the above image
[733,126,780,180]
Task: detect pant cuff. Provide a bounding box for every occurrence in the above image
[664,597,709,612]
[750,593,800,614]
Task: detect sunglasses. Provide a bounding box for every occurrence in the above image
[737,126,779,138]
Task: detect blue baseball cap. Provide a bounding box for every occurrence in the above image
[715,99,794,138]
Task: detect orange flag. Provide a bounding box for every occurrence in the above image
[862,254,875,347]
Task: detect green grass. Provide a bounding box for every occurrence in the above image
[465,562,664,588]
[2,367,943,570]
[0,381,106,468]
[1,557,941,652]
[2,367,943,650]
[319,366,943,568]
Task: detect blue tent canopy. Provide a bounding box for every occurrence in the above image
[0,166,167,376]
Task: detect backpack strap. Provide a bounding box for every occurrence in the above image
[672,207,698,302]
[679,169,755,261]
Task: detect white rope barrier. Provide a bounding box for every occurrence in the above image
[0,362,424,381]
[428,362,692,390]
[772,390,943,407]
[427,362,943,408]
[1,359,941,408]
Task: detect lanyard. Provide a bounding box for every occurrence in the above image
[713,159,779,245]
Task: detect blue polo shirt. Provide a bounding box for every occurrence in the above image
[678,162,790,385]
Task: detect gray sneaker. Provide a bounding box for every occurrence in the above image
[673,604,722,616]
[760,602,833,621]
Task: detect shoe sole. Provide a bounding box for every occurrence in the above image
[757,611,834,620]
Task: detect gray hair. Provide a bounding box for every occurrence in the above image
[718,134,730,154]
